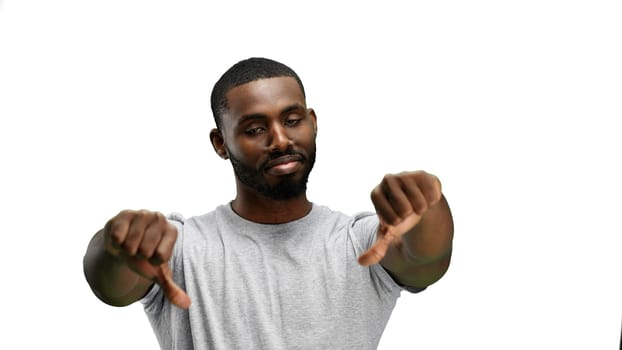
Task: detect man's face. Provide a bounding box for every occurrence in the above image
[218,77,317,200]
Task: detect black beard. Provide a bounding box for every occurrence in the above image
[228,147,316,200]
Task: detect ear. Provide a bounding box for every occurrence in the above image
[308,108,317,136]
[209,128,229,159]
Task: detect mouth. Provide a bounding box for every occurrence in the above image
[264,154,304,176]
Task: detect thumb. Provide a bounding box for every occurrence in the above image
[154,264,191,309]
[357,224,395,267]
[357,212,423,267]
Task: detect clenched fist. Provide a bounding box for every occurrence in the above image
[104,210,191,309]
[358,171,442,266]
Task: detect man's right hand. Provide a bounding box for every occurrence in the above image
[104,210,191,309]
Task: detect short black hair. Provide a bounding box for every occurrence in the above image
[210,57,306,129]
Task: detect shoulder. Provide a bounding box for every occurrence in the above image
[311,204,378,238]
[162,206,226,244]
[311,204,372,220]
[168,205,229,227]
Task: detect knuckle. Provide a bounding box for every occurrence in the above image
[433,175,442,191]
[154,211,166,222]
[107,222,125,244]
[108,231,122,243]
[414,200,428,214]
[382,173,397,182]
[127,221,143,235]
[137,245,153,258]
[136,209,152,219]
[117,209,136,219]
[154,248,172,263]
[370,186,382,200]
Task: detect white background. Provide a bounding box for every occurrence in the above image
[1,1,620,349]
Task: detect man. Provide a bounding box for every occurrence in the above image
[83,57,454,349]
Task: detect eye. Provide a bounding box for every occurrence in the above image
[245,127,266,136]
[284,117,302,127]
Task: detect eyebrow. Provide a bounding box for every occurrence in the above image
[238,113,265,125]
[280,103,306,115]
[237,103,306,125]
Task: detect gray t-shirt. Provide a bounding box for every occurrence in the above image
[142,203,420,349]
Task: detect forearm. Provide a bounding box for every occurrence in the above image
[367,171,454,287]
[381,194,454,288]
[83,230,152,306]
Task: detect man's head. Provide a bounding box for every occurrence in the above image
[209,58,317,201]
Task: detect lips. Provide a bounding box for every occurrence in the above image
[265,155,302,168]
[264,154,304,176]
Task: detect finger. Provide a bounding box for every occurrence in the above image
[382,175,413,219]
[357,225,396,267]
[155,264,191,309]
[138,213,168,260]
[105,210,133,248]
[103,221,120,255]
[414,171,442,205]
[123,210,153,256]
[401,175,428,215]
[150,221,177,266]
[371,186,400,226]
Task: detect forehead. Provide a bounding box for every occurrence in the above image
[224,77,305,120]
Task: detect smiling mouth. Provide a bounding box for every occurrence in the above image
[264,155,303,176]
[265,154,302,168]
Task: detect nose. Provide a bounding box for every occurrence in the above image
[268,123,292,153]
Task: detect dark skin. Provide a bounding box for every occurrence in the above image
[210,77,317,224]
[83,76,453,309]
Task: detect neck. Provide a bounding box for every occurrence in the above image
[231,187,312,224]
